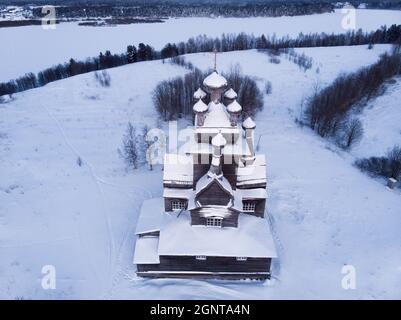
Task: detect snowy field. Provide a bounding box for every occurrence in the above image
[1,44,400,299]
[1,9,401,82]
[352,77,401,159]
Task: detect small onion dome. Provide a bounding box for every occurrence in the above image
[203,71,228,89]
[193,99,208,113]
[224,88,237,100]
[226,100,242,113]
[193,88,206,100]
[242,117,256,130]
[212,132,227,147]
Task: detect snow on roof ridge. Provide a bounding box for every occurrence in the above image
[224,88,238,99]
[193,87,207,100]
[242,116,256,129]
[203,71,228,89]
[227,100,242,113]
[193,99,208,113]
[197,206,233,218]
[195,173,232,197]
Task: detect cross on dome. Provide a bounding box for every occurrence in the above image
[213,47,218,71]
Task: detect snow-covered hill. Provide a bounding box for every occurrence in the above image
[0,44,400,299]
[352,77,401,159]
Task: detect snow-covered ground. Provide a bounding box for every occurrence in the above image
[1,9,401,82]
[352,77,401,159]
[1,44,400,299]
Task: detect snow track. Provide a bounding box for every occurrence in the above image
[40,103,116,296]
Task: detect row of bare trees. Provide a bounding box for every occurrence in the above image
[303,49,401,149]
[153,62,264,121]
[355,146,401,181]
[2,25,400,98]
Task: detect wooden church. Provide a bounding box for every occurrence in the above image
[133,61,277,280]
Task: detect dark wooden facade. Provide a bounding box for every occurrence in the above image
[243,199,266,218]
[137,255,271,280]
[196,180,232,206]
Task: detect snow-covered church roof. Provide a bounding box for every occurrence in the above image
[237,154,266,187]
[159,211,277,258]
[203,71,228,89]
[226,100,242,113]
[211,132,227,147]
[163,154,193,183]
[242,116,256,129]
[134,198,277,261]
[203,102,231,128]
[193,99,208,113]
[135,198,164,235]
[224,88,238,99]
[193,87,207,100]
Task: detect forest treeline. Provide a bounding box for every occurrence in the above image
[28,1,333,19]
[1,24,401,97]
[303,48,401,148]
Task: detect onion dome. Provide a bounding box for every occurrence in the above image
[193,88,206,100]
[226,100,242,113]
[242,117,256,130]
[203,71,228,90]
[224,88,237,100]
[193,99,208,113]
[211,132,227,147]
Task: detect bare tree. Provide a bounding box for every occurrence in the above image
[141,125,153,171]
[120,122,139,169]
[387,145,401,179]
[340,118,364,149]
[94,70,111,87]
[265,81,272,94]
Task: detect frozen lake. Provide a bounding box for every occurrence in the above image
[0,9,401,82]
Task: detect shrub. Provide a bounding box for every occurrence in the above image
[337,118,364,149]
[355,145,401,180]
[94,70,111,87]
[265,81,273,94]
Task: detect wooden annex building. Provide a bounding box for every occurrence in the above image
[133,65,277,280]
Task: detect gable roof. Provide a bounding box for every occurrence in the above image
[195,173,233,198]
